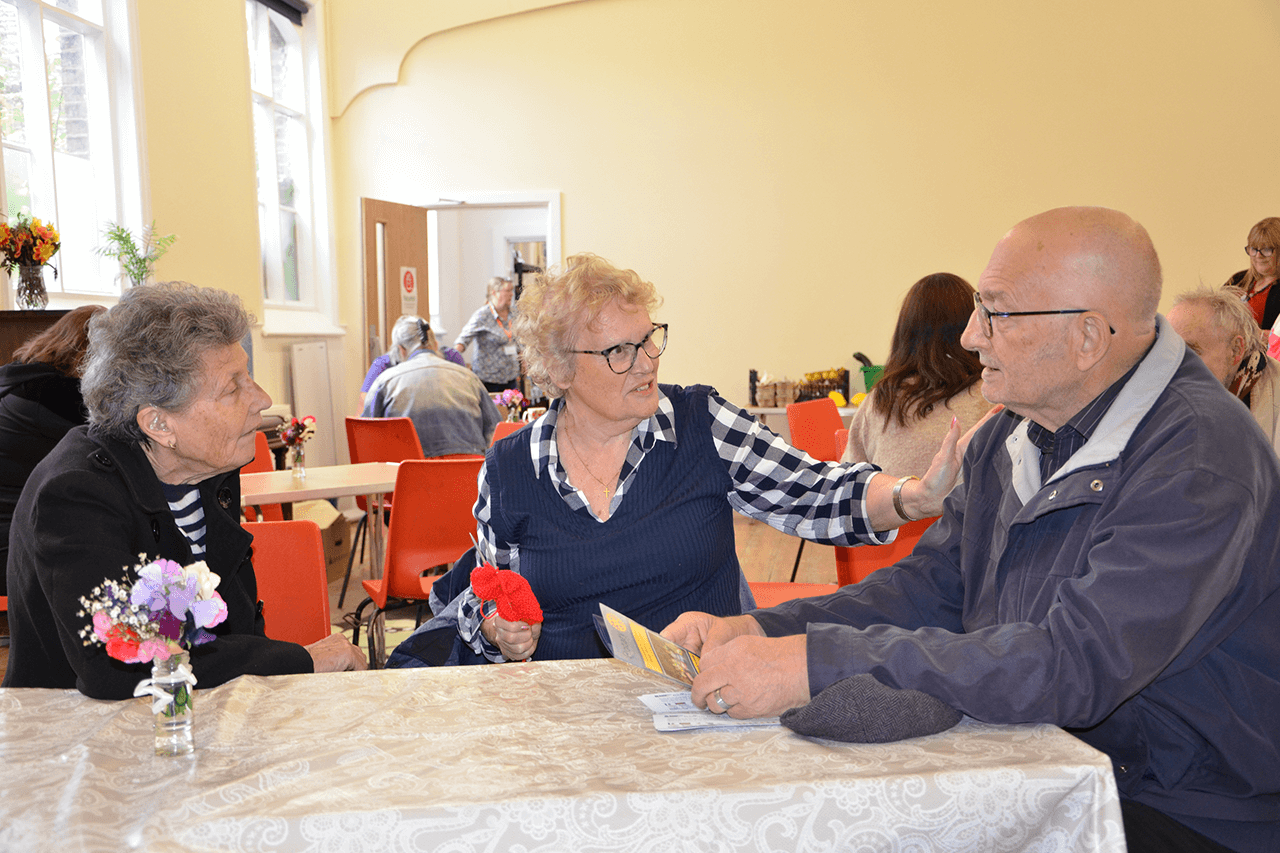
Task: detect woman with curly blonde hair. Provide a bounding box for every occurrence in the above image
[401,253,965,666]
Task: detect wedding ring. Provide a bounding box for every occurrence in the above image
[712,687,732,713]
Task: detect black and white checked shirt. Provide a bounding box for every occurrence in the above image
[459,386,889,656]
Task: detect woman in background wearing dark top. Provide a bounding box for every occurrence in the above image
[0,305,104,592]
[1224,217,1280,330]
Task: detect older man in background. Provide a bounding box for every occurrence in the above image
[363,316,500,456]
[1168,286,1280,457]
[667,207,1280,853]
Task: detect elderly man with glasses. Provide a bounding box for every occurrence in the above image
[668,208,1280,853]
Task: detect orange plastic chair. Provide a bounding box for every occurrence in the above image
[351,457,484,666]
[340,416,426,606]
[786,398,845,464]
[835,515,939,586]
[784,398,847,580]
[243,520,332,645]
[835,428,849,460]
[490,420,525,445]
[241,431,284,522]
[748,581,838,609]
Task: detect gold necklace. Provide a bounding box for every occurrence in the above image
[560,424,623,501]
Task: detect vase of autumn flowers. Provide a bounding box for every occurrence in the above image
[78,557,229,756]
[279,415,316,479]
[0,213,61,310]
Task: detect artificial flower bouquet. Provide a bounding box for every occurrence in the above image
[78,556,228,664]
[493,388,526,421]
[278,415,316,448]
[0,212,61,275]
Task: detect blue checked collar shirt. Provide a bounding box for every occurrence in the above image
[460,386,890,659]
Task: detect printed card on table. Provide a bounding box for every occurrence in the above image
[595,603,700,686]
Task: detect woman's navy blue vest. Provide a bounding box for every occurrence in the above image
[485,384,744,659]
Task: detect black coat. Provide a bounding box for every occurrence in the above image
[2,426,313,698]
[0,360,88,593]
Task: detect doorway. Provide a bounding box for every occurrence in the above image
[358,192,560,376]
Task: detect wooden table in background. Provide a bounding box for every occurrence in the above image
[240,462,400,579]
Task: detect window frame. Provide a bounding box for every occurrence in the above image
[246,0,341,337]
[0,0,144,308]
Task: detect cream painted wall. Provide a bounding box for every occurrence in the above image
[133,2,311,411]
[328,0,1280,407]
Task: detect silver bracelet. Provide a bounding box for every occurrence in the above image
[892,475,920,522]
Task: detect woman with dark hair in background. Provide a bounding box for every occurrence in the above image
[0,305,105,592]
[842,273,990,476]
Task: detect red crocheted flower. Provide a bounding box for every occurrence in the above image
[471,562,543,624]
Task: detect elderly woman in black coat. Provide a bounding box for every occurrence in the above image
[3,282,365,699]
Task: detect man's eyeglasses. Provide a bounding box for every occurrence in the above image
[573,323,668,374]
[973,293,1114,337]
[1246,246,1275,259]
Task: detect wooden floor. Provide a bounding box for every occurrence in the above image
[0,514,833,684]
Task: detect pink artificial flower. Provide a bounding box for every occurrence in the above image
[189,593,228,630]
[135,638,173,663]
[92,610,113,641]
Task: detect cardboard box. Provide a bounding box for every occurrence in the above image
[292,500,353,584]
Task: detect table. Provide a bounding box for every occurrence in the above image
[0,659,1126,852]
[240,461,400,580]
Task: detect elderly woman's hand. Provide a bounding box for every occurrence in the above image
[894,404,1003,520]
[481,613,542,661]
[305,633,368,672]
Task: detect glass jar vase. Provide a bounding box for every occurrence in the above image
[290,444,306,480]
[14,264,48,310]
[149,651,194,756]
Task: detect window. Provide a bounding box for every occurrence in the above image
[0,0,141,301]
[246,0,320,311]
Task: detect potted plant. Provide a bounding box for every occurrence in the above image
[95,221,177,288]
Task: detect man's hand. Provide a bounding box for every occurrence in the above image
[481,613,542,661]
[661,612,763,655]
[690,633,810,719]
[305,632,368,672]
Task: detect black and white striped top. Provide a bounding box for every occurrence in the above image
[161,482,207,558]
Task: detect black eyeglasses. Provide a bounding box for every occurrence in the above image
[973,293,1114,337]
[572,323,668,374]
[1246,246,1275,259]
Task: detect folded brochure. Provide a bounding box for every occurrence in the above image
[596,603,779,731]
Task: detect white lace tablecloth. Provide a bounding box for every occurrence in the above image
[0,659,1125,852]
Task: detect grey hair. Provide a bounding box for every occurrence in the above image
[486,276,512,298]
[389,315,429,363]
[1172,286,1265,358]
[81,282,253,443]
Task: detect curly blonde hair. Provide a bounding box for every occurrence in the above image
[513,253,662,397]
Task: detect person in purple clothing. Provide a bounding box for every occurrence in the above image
[361,316,469,407]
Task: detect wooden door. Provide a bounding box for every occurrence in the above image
[360,198,429,370]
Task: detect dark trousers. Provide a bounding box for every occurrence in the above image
[1121,800,1238,853]
[483,379,518,394]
